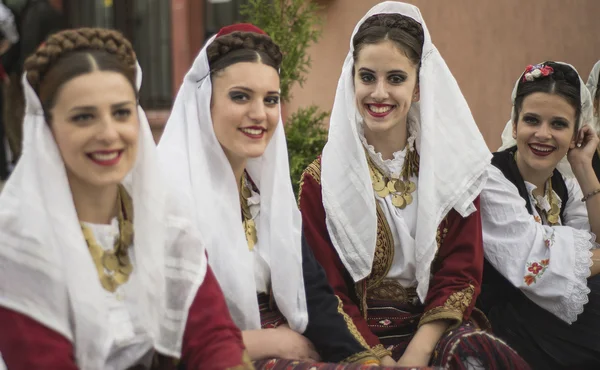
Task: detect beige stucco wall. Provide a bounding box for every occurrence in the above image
[288,0,600,150]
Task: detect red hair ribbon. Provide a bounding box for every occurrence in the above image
[216,23,267,38]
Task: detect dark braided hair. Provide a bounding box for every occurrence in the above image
[24,28,138,119]
[207,31,282,75]
[352,13,424,67]
[514,62,582,130]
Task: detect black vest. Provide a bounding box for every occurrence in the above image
[491,146,568,220]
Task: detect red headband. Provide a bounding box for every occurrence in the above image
[216,23,267,38]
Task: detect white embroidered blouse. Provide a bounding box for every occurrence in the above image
[480,165,596,324]
[360,134,419,289]
[83,219,153,370]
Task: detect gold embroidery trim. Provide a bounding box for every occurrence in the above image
[444,284,475,313]
[366,279,418,304]
[336,295,371,350]
[371,344,392,359]
[226,351,255,370]
[418,284,475,329]
[364,202,395,291]
[354,279,369,319]
[341,350,380,364]
[298,158,322,209]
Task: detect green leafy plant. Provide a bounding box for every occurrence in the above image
[240,0,322,103]
[284,106,328,195]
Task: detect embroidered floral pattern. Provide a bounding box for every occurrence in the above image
[524,259,550,286]
[544,230,556,248]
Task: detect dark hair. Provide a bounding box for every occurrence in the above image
[207,31,282,75]
[24,28,138,121]
[513,62,582,131]
[352,13,424,68]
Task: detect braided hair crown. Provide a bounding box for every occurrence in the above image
[25,28,137,93]
[352,13,424,66]
[206,31,282,71]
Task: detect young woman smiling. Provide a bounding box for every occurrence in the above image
[479,61,600,369]
[0,28,250,370]
[298,2,529,368]
[158,24,383,367]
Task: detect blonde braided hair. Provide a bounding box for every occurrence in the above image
[24,28,137,112]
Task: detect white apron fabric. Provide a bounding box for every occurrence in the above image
[158,35,308,332]
[0,64,208,369]
[320,1,491,301]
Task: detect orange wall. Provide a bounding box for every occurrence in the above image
[289,0,600,150]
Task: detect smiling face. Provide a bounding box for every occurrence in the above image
[49,70,139,190]
[513,92,577,175]
[210,61,281,165]
[354,40,419,138]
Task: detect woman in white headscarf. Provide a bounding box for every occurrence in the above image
[499,60,600,179]
[480,61,600,369]
[0,28,251,370]
[158,23,382,366]
[298,2,529,368]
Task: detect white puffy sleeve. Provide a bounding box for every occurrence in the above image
[480,165,594,324]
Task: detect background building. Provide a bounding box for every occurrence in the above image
[7,0,599,148]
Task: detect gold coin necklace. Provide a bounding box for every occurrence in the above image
[515,151,560,226]
[240,174,257,251]
[80,185,134,293]
[367,148,419,209]
[536,178,560,226]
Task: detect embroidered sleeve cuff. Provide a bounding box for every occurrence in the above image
[341,350,381,364]
[371,343,392,359]
[420,284,475,330]
[418,306,463,330]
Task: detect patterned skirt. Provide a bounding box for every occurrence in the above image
[254,293,439,369]
[365,297,531,369]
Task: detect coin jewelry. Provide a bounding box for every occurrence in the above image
[80,185,134,293]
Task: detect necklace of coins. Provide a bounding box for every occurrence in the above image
[367,149,419,209]
[80,185,134,293]
[538,178,560,226]
[240,174,257,251]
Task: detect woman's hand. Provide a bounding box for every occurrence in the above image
[396,349,431,367]
[380,355,396,367]
[568,125,600,170]
[272,324,321,362]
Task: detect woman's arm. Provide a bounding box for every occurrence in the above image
[481,165,594,323]
[568,126,600,243]
[403,198,484,365]
[0,307,78,370]
[181,266,253,370]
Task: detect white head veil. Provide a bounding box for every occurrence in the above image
[321,1,491,301]
[158,29,308,332]
[586,60,600,132]
[0,62,207,368]
[498,62,595,178]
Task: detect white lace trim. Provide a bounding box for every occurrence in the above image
[357,124,406,177]
[554,229,595,323]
